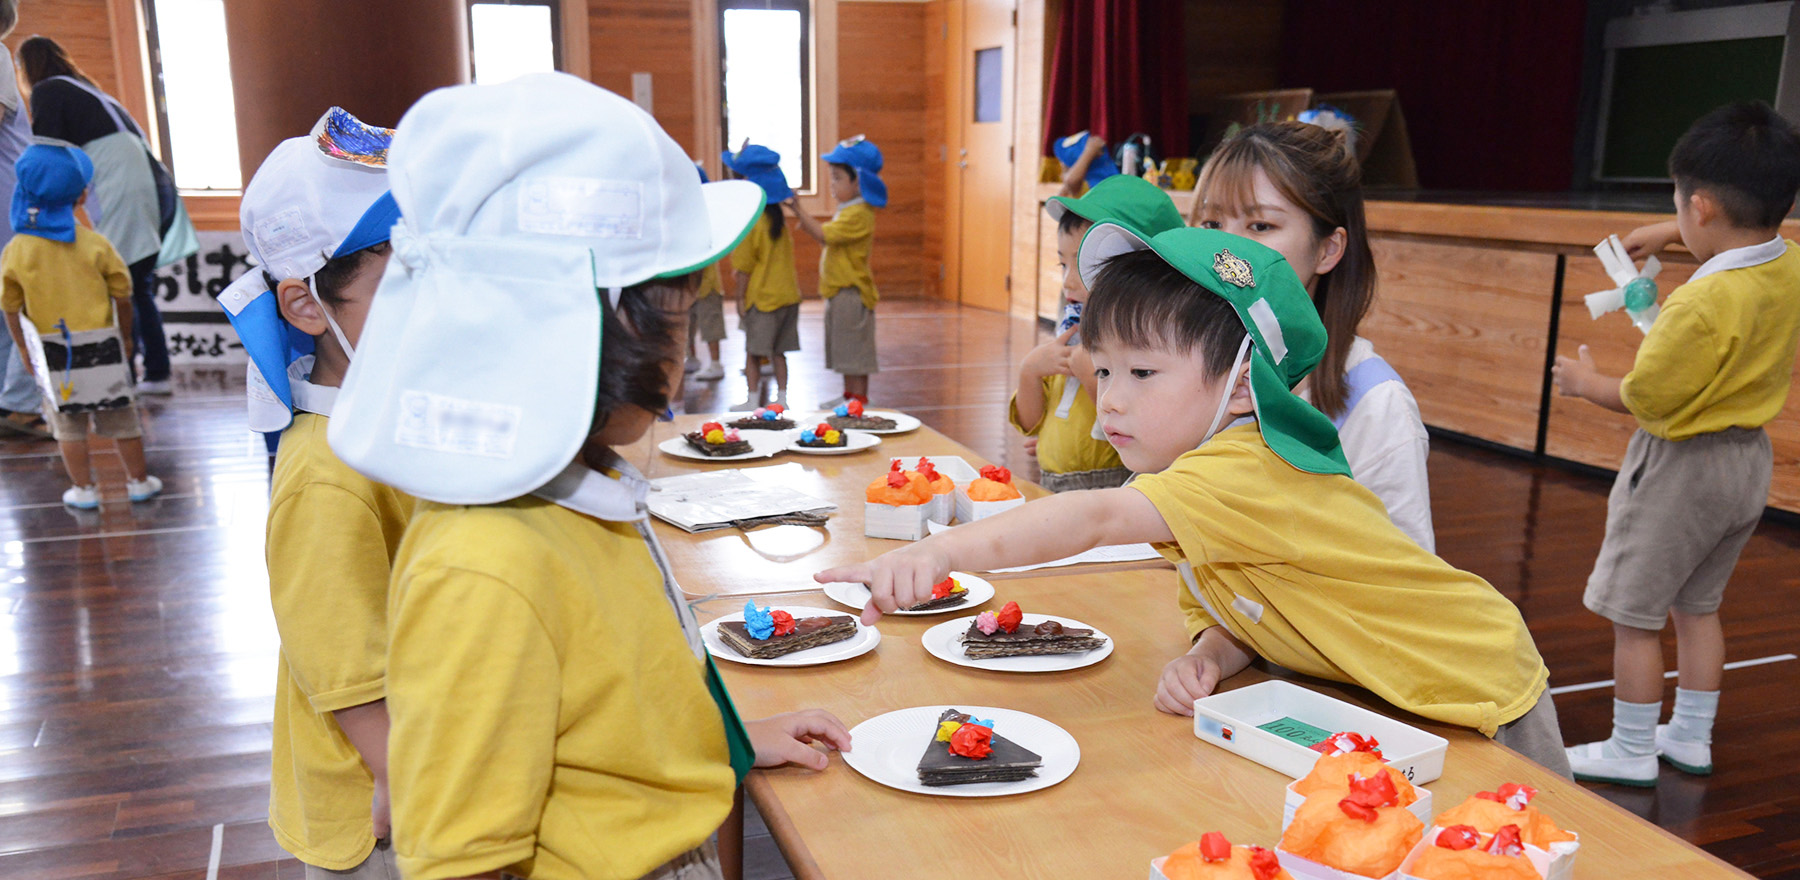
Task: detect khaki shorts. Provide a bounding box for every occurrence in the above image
[1492,692,1571,779]
[301,838,399,880]
[689,295,726,344]
[46,404,143,442]
[742,303,800,358]
[824,289,878,375]
[1585,427,1771,631]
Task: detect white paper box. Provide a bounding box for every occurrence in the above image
[960,494,1026,523]
[1283,780,1432,832]
[1396,826,1559,880]
[1192,680,1449,785]
[925,492,955,524]
[1148,856,1171,880]
[864,501,932,540]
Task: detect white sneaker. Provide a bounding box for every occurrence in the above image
[774,391,788,409]
[1566,739,1657,787]
[696,362,725,381]
[62,484,100,509]
[683,357,701,374]
[816,395,847,411]
[127,475,163,502]
[1655,725,1713,775]
[729,399,762,412]
[137,379,173,395]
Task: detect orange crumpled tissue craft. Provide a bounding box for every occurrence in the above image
[1279,770,1423,878]
[967,464,1023,501]
[916,457,955,494]
[1431,783,1575,849]
[1406,824,1541,880]
[1292,733,1419,808]
[1160,832,1292,880]
[866,460,931,506]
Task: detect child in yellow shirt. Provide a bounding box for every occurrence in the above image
[327,74,848,880]
[1554,101,1800,786]
[722,144,800,409]
[1011,174,1183,491]
[820,225,1570,776]
[217,107,410,878]
[685,162,728,383]
[789,135,884,408]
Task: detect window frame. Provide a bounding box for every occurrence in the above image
[717,0,814,193]
[465,0,565,83]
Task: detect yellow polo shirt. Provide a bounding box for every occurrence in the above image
[697,261,723,299]
[266,413,415,869]
[1008,375,1123,475]
[1130,424,1548,736]
[730,212,799,313]
[1,226,131,331]
[386,495,734,880]
[820,201,878,310]
[1621,241,1800,440]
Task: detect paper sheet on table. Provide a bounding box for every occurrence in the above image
[648,464,836,532]
[924,519,1161,571]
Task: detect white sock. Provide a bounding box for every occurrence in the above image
[1666,687,1718,744]
[1603,698,1661,757]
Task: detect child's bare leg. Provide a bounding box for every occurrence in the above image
[1670,610,1724,691]
[1613,622,1664,702]
[115,436,149,482]
[843,374,869,400]
[1568,620,1664,781]
[707,340,721,363]
[58,439,92,486]
[1661,609,1721,767]
[746,355,765,399]
[772,354,789,395]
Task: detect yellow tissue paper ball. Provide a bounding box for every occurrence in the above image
[705,428,725,443]
[825,430,842,445]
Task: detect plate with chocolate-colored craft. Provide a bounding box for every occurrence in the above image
[701,603,881,667]
[821,572,996,616]
[919,602,1112,672]
[841,704,1080,797]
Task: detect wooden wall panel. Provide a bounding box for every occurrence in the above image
[1363,236,1557,451]
[923,0,947,300]
[588,0,697,153]
[1182,0,1284,116]
[838,1,929,298]
[1036,207,1059,321]
[7,0,120,96]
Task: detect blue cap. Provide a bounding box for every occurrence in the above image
[1052,131,1120,188]
[822,135,887,207]
[721,144,794,204]
[11,142,94,243]
[333,191,400,259]
[695,161,711,183]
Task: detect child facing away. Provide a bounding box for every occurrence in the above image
[788,135,885,409]
[1189,121,1434,551]
[722,144,800,410]
[1,142,161,507]
[685,163,728,383]
[325,73,849,880]
[1052,129,1121,199]
[216,107,410,876]
[1553,101,1800,787]
[1011,174,1184,491]
[820,224,1572,777]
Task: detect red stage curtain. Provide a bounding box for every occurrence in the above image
[1042,0,1188,160]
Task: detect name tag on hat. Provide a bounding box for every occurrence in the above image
[518,177,643,239]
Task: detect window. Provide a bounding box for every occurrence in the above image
[467,0,561,85]
[719,0,811,191]
[143,0,243,191]
[973,47,1002,123]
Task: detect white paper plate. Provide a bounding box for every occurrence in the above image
[920,613,1113,673]
[821,572,996,616]
[842,705,1080,797]
[657,430,787,462]
[801,409,922,435]
[701,605,879,666]
[783,429,884,455]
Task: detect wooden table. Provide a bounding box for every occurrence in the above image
[623,414,1166,596]
[696,574,1750,879]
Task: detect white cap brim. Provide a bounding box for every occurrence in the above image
[654,179,765,279]
[1076,222,1153,289]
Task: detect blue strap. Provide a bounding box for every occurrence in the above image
[1332,356,1405,429]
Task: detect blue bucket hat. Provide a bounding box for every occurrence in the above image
[822,135,887,207]
[11,141,94,243]
[721,144,794,204]
[1053,131,1121,188]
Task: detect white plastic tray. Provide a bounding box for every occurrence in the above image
[1192,680,1448,785]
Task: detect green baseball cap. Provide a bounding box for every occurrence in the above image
[1075,223,1351,477]
[1044,175,1185,237]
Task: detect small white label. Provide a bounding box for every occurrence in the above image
[517,177,643,239]
[253,207,310,254]
[394,390,521,459]
[1231,595,1265,624]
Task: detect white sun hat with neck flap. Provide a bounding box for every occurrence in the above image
[328,72,764,505]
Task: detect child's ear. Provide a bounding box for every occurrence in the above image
[1687,188,1720,227]
[1314,226,1348,276]
[275,278,329,337]
[1225,357,1256,417]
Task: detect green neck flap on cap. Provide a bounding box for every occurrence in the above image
[1045,175,1186,237]
[1086,223,1351,477]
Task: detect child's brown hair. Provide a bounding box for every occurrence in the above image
[1194,122,1375,418]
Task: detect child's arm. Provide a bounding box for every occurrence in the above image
[1156,626,1257,717]
[1622,219,1683,259]
[3,311,30,377]
[333,700,392,837]
[1058,137,1105,199]
[113,296,136,366]
[1012,325,1079,432]
[784,197,826,243]
[746,708,854,770]
[816,486,1174,623]
[1552,343,1628,413]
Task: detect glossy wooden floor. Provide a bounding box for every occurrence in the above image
[1,299,1796,878]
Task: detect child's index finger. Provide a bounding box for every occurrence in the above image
[814,563,870,585]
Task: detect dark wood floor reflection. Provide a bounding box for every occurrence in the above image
[0,299,1795,878]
